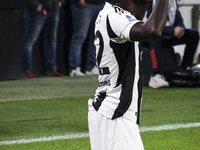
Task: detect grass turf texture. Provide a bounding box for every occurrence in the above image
[0,76,200,149]
[1,128,200,150]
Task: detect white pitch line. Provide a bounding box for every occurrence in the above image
[0,133,89,145]
[139,122,200,132]
[0,122,200,145]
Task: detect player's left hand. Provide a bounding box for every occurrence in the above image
[78,0,86,8]
[58,2,62,7]
[174,26,185,39]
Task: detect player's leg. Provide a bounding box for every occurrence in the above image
[68,4,92,73]
[43,7,60,71]
[112,117,144,150]
[180,29,199,69]
[170,28,199,69]
[88,99,144,150]
[146,38,169,88]
[21,7,46,72]
[88,99,118,150]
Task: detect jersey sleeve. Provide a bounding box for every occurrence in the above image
[108,11,140,41]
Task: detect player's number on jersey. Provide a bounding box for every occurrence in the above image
[96,31,104,67]
[95,31,111,75]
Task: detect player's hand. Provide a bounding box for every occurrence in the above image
[78,0,86,8]
[36,4,47,15]
[36,4,43,12]
[174,26,185,39]
[58,2,62,7]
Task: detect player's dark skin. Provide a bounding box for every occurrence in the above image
[112,0,169,41]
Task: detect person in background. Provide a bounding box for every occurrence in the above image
[142,0,199,88]
[22,0,63,78]
[68,0,105,77]
[88,0,169,149]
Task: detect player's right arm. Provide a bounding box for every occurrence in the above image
[130,0,169,42]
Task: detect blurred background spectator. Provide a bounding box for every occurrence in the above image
[21,0,63,78]
[68,0,105,77]
[142,0,199,88]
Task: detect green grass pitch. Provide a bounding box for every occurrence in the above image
[0,76,200,149]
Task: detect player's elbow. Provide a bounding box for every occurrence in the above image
[147,27,162,40]
[130,23,163,41]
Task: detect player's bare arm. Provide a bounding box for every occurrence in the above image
[130,0,169,41]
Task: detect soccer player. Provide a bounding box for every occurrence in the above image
[88,0,169,149]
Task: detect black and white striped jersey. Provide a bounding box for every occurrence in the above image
[92,2,143,124]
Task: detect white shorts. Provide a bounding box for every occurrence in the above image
[88,99,144,150]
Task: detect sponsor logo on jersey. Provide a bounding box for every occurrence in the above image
[99,80,111,87]
[126,15,136,22]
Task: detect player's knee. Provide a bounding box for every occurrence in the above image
[189,29,199,40]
